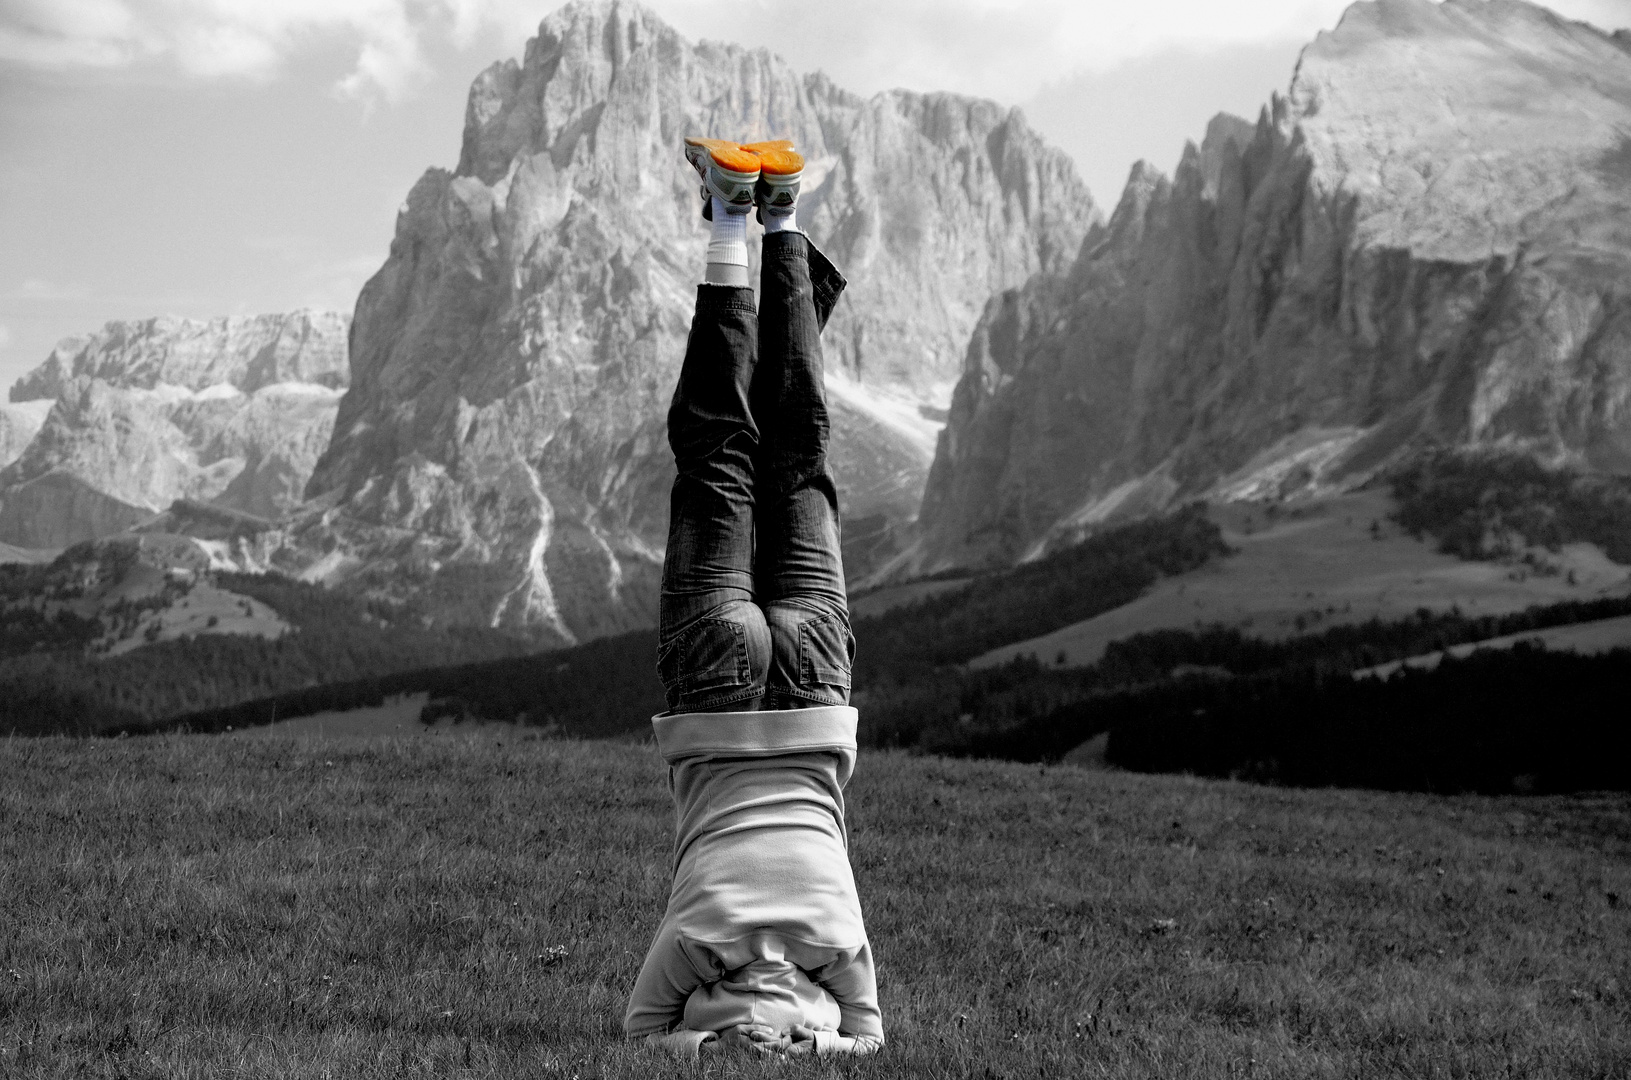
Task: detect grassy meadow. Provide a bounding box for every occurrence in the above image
[1,734,1627,1079]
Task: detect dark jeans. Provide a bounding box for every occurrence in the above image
[658,232,852,713]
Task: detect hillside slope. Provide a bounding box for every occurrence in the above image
[975,489,1631,669]
[0,538,526,736]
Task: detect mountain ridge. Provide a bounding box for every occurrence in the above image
[10,0,1628,653]
[0,311,349,548]
[907,0,1631,573]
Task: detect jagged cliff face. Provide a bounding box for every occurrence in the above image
[0,401,52,471]
[0,312,348,548]
[297,0,1092,644]
[914,0,1631,571]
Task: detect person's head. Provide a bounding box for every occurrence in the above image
[683,955,841,1036]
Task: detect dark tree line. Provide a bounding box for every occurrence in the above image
[882,593,1631,756]
[852,504,1229,683]
[17,495,1631,795]
[119,629,665,740]
[0,571,530,737]
[74,507,1230,741]
[1391,449,1631,562]
[0,541,142,658]
[1095,646,1629,795]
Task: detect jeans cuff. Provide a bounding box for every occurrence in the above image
[761,230,807,259]
[695,283,756,314]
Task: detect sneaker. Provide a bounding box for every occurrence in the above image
[752,148,803,224]
[740,139,796,155]
[684,137,760,219]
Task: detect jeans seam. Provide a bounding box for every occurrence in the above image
[812,280,841,313]
[675,685,764,711]
[771,686,848,707]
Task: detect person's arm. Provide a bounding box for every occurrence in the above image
[786,1026,882,1056]
[624,923,704,1040]
[800,941,884,1053]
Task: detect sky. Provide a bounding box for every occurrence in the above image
[2,0,1629,392]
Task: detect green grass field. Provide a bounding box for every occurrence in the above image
[2,735,1627,1079]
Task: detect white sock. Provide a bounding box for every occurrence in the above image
[762,205,798,234]
[705,196,749,286]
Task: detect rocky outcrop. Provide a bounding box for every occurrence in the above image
[295,0,1093,644]
[0,311,348,548]
[13,311,346,400]
[913,0,1631,571]
[0,400,52,470]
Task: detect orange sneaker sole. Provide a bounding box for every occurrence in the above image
[707,146,762,175]
[683,136,760,177]
[753,149,803,178]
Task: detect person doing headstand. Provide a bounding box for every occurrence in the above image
[622,137,884,1058]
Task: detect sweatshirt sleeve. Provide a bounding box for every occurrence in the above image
[624,922,704,1039]
[810,941,884,1046]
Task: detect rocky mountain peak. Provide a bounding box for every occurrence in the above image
[1194,113,1255,198]
[909,0,1631,573]
[294,0,1094,643]
[1091,160,1171,254]
[1287,0,1631,261]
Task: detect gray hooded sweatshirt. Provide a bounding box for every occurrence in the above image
[624,706,884,1056]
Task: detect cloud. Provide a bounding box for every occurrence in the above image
[170,22,283,80]
[644,0,1631,101]
[579,0,1363,101]
[3,0,1627,107]
[0,323,11,351]
[0,0,147,67]
[334,9,427,103]
[0,0,440,102]
[0,0,1343,105]
[1,0,145,69]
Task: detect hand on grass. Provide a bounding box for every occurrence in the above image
[714,1024,788,1055]
[784,1025,818,1056]
[785,1026,878,1056]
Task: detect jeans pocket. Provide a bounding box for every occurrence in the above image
[798,612,854,689]
[658,617,750,697]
